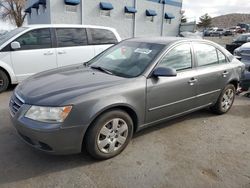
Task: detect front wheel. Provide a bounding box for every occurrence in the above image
[0,70,9,93]
[210,84,236,114]
[85,110,133,160]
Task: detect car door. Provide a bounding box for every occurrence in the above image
[192,42,232,107]
[55,28,95,67]
[86,28,118,56]
[10,28,57,82]
[146,43,198,123]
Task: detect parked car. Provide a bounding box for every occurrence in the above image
[10,37,244,159]
[0,24,121,93]
[234,42,250,91]
[203,28,214,36]
[229,26,241,34]
[223,29,233,36]
[210,28,225,37]
[226,33,250,54]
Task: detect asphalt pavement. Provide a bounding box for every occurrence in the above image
[1,87,250,188]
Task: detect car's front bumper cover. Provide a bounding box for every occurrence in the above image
[9,101,87,155]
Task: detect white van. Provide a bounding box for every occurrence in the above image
[0,24,121,92]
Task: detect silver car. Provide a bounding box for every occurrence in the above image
[10,37,244,159]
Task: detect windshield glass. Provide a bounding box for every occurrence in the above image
[88,41,165,78]
[0,27,28,45]
[235,35,249,42]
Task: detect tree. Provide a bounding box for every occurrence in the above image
[181,14,187,23]
[197,13,212,29]
[0,0,27,27]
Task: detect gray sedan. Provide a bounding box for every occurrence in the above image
[10,37,244,159]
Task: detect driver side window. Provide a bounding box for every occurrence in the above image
[158,43,192,71]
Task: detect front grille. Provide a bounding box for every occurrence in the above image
[9,94,24,116]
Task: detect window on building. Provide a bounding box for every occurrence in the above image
[87,28,118,45]
[65,5,78,12]
[56,28,88,47]
[100,10,111,17]
[193,43,218,67]
[158,44,192,71]
[15,28,52,50]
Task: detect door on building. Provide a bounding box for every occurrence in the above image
[55,28,95,67]
[10,28,57,82]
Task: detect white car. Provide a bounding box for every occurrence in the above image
[0,24,121,92]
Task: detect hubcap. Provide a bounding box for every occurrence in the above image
[97,118,128,154]
[221,88,234,111]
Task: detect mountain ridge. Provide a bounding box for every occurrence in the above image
[211,13,250,28]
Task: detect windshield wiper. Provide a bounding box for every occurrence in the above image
[90,66,113,75]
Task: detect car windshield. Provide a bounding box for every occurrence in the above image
[88,41,165,78]
[0,27,27,46]
[235,35,250,42]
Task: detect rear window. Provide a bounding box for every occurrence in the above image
[56,28,88,47]
[87,28,118,45]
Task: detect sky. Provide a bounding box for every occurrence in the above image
[182,0,250,22]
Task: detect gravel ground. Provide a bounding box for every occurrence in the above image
[0,87,250,188]
[204,36,235,47]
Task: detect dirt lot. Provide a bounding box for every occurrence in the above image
[0,87,250,188]
[204,36,234,47]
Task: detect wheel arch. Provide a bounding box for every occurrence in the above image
[82,104,139,150]
[0,66,11,85]
[0,61,17,84]
[228,79,238,90]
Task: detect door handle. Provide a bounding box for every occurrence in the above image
[44,51,54,56]
[58,50,66,55]
[222,71,229,77]
[188,78,198,86]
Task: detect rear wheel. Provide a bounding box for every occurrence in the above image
[85,110,133,160]
[0,70,9,93]
[210,84,236,114]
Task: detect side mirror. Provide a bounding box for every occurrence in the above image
[11,41,21,50]
[152,67,177,77]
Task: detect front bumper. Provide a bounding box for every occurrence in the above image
[11,117,86,154]
[9,101,88,155]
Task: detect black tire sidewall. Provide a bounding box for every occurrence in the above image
[0,70,9,93]
[213,84,236,114]
[85,110,133,160]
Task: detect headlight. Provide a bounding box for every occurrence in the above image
[25,106,72,123]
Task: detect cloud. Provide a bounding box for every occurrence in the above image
[182,0,250,21]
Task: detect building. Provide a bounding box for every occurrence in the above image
[25,0,183,39]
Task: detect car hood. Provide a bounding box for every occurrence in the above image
[15,64,127,106]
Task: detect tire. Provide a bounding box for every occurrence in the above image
[0,69,9,93]
[210,84,236,115]
[85,110,133,160]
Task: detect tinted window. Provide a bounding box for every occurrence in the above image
[15,29,51,50]
[158,44,192,71]
[194,43,218,66]
[88,28,118,45]
[56,28,87,47]
[217,50,227,64]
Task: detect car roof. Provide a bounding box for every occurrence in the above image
[23,24,117,31]
[125,37,209,45]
